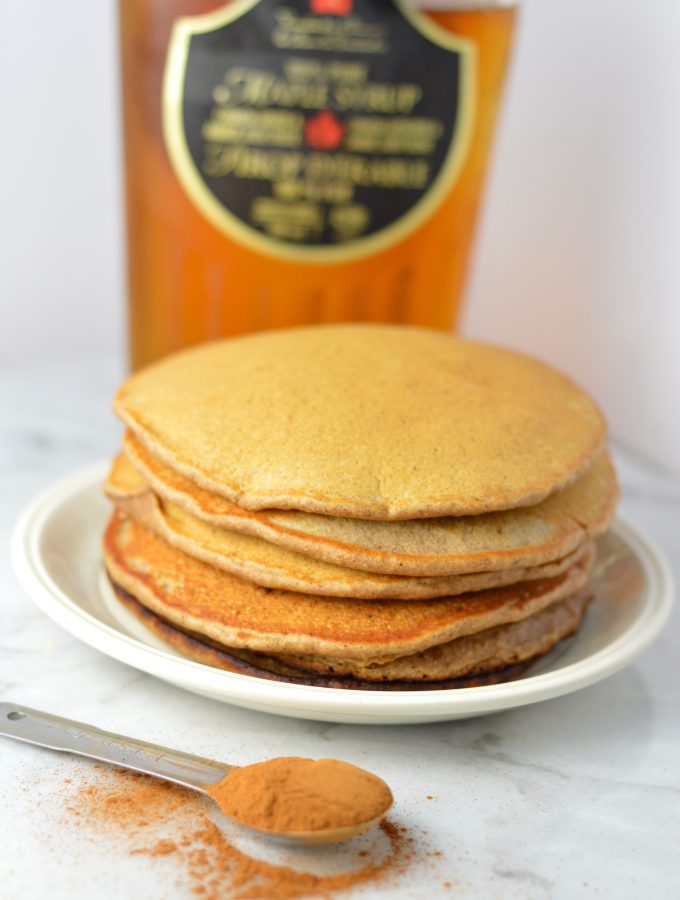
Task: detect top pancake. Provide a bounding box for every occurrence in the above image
[114,325,607,519]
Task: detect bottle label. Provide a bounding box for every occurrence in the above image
[163,0,475,261]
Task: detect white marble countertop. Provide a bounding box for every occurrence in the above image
[1,357,678,899]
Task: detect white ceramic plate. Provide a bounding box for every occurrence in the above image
[11,463,674,724]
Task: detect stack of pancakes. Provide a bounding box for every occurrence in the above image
[103,325,618,690]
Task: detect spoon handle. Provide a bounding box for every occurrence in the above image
[0,702,232,792]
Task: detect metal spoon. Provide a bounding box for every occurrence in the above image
[0,702,391,846]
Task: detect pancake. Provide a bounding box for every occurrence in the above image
[106,460,593,599]
[268,590,590,680]
[112,584,541,691]
[102,511,594,661]
[114,325,606,519]
[111,582,590,689]
[118,432,618,577]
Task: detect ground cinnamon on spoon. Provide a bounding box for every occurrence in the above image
[208,757,393,834]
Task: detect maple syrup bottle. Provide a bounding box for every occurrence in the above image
[119,0,517,368]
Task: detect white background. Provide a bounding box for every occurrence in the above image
[1,0,679,471]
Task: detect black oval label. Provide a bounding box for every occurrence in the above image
[163,0,475,261]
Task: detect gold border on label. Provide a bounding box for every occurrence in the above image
[162,0,477,264]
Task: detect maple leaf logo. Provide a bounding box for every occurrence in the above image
[304,110,346,151]
[310,0,353,16]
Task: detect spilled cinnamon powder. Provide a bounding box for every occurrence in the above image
[64,767,415,899]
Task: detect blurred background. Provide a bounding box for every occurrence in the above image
[1,0,678,472]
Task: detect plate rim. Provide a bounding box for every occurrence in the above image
[10,461,676,719]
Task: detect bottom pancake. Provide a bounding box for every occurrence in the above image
[110,579,591,691]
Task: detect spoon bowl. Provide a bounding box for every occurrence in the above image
[238,810,392,846]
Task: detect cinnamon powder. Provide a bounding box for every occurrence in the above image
[208,757,393,834]
[64,767,415,899]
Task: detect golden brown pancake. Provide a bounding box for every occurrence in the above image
[112,584,541,690]
[106,465,594,600]
[269,590,590,680]
[114,325,606,519]
[115,433,618,578]
[102,511,594,661]
[111,581,589,688]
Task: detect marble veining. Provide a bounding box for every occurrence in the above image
[0,357,678,899]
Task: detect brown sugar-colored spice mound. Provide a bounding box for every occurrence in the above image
[208,757,393,834]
